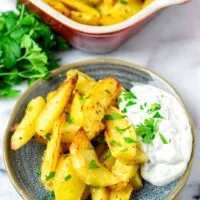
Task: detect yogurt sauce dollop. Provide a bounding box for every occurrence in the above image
[119,85,193,186]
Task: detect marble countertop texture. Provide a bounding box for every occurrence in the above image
[0,0,200,199]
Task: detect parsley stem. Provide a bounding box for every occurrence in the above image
[4,5,25,36]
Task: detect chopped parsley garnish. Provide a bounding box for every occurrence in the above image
[120,0,127,4]
[140,105,144,110]
[159,133,169,144]
[65,174,72,181]
[125,101,136,107]
[35,169,41,177]
[136,118,158,144]
[115,125,131,134]
[103,152,112,161]
[67,115,73,124]
[111,140,122,147]
[89,160,100,169]
[105,89,111,94]
[124,137,137,143]
[45,133,51,141]
[147,103,161,114]
[121,107,127,113]
[153,112,164,119]
[46,171,56,181]
[103,112,125,120]
[80,95,90,101]
[144,102,147,107]
[123,91,137,101]
[120,148,128,152]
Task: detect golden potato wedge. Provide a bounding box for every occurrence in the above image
[109,184,133,200]
[60,0,100,16]
[11,96,45,150]
[46,90,57,102]
[100,150,115,170]
[61,123,80,143]
[67,69,96,95]
[41,115,65,190]
[70,11,100,25]
[54,155,85,200]
[70,129,120,186]
[83,77,121,139]
[91,187,109,200]
[44,0,70,16]
[111,159,139,182]
[35,75,77,137]
[131,171,143,190]
[105,106,137,161]
[69,91,83,126]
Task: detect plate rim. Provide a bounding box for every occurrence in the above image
[3,58,196,200]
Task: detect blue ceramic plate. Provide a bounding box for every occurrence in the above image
[3,59,195,200]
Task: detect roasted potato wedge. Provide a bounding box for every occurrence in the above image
[109,184,133,200]
[112,159,139,182]
[61,123,80,143]
[91,187,109,200]
[70,11,100,25]
[83,77,121,139]
[11,96,45,150]
[131,171,143,190]
[70,129,120,186]
[44,0,70,16]
[54,155,85,200]
[60,0,100,16]
[46,90,57,102]
[69,91,83,126]
[41,115,65,190]
[35,75,77,137]
[67,69,96,95]
[100,150,115,170]
[105,106,137,161]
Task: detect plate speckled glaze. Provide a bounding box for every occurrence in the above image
[4,59,195,200]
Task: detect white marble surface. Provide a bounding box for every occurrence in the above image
[0,0,200,199]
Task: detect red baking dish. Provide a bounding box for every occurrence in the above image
[21,0,190,54]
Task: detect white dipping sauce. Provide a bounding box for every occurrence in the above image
[119,85,192,186]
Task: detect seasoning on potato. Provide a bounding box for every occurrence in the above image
[11,70,147,200]
[43,0,154,26]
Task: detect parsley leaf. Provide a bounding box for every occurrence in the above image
[46,171,55,181]
[111,140,122,147]
[115,125,131,134]
[124,137,137,143]
[103,152,112,161]
[103,112,125,120]
[159,133,169,144]
[120,0,127,4]
[89,160,100,169]
[120,148,128,152]
[153,112,164,119]
[136,118,157,144]
[0,4,70,98]
[125,101,136,107]
[35,169,41,177]
[147,103,161,114]
[65,174,72,181]
[67,115,73,124]
[122,91,137,101]
[45,133,51,141]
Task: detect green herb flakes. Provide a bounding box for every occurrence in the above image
[159,133,169,144]
[45,133,51,141]
[124,137,137,143]
[65,174,72,181]
[105,89,111,94]
[103,112,125,120]
[147,103,161,114]
[111,140,122,147]
[115,125,131,134]
[103,152,112,161]
[35,169,41,177]
[46,171,56,181]
[89,160,100,169]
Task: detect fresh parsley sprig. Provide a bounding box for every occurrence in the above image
[0,4,70,98]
